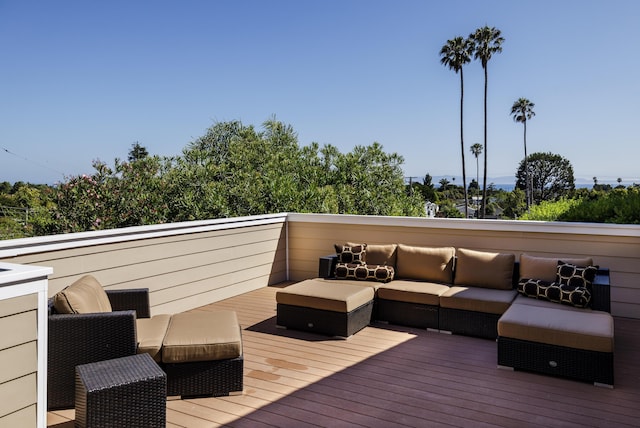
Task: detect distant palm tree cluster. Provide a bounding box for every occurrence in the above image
[440,26,534,219]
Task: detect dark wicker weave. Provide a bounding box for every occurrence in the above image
[376,298,439,329]
[498,337,614,386]
[104,288,151,318]
[497,268,613,386]
[48,289,150,410]
[439,307,501,339]
[277,300,374,337]
[164,356,244,397]
[75,353,166,428]
[318,255,338,278]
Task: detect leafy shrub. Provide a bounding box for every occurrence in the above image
[558,188,640,224]
[519,197,581,221]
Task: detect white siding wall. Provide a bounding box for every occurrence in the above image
[0,294,38,427]
[0,215,287,316]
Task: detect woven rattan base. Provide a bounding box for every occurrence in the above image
[75,353,166,428]
[498,336,614,386]
[439,307,501,339]
[164,355,244,398]
[376,298,439,329]
[277,300,373,337]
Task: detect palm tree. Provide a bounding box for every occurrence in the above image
[440,36,473,218]
[470,143,483,212]
[510,98,535,210]
[469,26,504,218]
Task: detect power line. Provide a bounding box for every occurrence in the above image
[2,147,66,177]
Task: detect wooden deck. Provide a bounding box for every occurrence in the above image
[48,284,640,427]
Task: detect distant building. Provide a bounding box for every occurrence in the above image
[425,202,438,218]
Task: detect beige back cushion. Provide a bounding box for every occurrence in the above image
[454,248,515,290]
[519,254,593,282]
[349,243,398,267]
[53,275,112,314]
[396,244,455,283]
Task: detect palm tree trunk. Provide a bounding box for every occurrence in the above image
[481,66,488,219]
[524,120,529,211]
[460,69,468,218]
[476,155,480,213]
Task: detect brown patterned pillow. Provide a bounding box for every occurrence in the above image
[518,278,592,308]
[556,261,597,290]
[335,263,395,283]
[334,243,367,265]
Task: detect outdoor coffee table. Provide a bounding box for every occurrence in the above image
[75,353,166,428]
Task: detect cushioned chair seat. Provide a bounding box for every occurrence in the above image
[162,311,242,364]
[498,302,614,353]
[276,279,375,313]
[377,280,449,305]
[440,287,517,315]
[136,314,172,362]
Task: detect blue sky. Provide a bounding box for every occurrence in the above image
[2,0,639,185]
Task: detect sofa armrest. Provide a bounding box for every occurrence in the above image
[319,254,338,278]
[48,310,138,410]
[592,268,611,313]
[106,288,151,318]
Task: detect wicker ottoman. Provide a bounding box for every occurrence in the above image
[75,353,166,428]
[276,279,375,337]
[497,300,614,386]
[162,310,243,397]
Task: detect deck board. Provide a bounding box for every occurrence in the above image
[49,285,640,428]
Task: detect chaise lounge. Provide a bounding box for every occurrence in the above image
[48,275,243,410]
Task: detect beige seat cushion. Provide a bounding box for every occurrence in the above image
[396,244,455,283]
[440,287,517,315]
[162,311,242,364]
[377,280,450,306]
[454,248,515,290]
[276,279,374,313]
[498,303,613,353]
[52,275,112,314]
[136,314,172,362]
[519,254,593,282]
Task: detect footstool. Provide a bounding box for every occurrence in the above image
[276,279,375,337]
[161,310,243,397]
[497,299,614,386]
[75,353,166,428]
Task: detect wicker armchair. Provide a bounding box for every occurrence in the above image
[48,288,151,410]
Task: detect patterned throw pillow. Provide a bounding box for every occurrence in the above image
[556,261,598,289]
[334,243,367,265]
[518,278,592,308]
[335,263,395,283]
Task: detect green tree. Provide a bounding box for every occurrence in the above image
[25,118,427,237]
[499,188,526,219]
[173,119,425,219]
[469,26,504,218]
[440,36,473,218]
[128,142,149,162]
[469,143,483,211]
[44,156,173,234]
[515,152,575,204]
[510,98,535,210]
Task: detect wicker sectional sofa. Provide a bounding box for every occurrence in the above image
[306,243,614,386]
